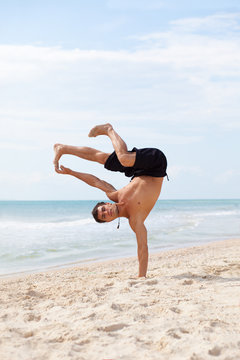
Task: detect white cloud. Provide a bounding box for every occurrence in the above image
[133,16,240,78]
[1,13,239,83]
[170,13,240,33]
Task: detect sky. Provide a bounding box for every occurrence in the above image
[0,0,240,200]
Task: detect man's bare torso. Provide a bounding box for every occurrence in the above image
[108,176,163,223]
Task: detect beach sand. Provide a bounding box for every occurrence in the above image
[0,239,240,360]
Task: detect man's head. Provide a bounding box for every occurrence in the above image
[92,202,118,223]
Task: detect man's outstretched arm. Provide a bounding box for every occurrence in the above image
[129,221,148,277]
[56,165,117,194]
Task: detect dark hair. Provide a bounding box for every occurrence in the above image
[92,202,106,223]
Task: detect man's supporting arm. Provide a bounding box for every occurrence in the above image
[56,165,117,193]
[130,221,148,277]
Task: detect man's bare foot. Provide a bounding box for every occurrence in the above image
[53,144,64,171]
[88,123,113,137]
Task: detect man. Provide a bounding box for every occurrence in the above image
[54,123,168,277]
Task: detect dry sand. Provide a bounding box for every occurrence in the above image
[0,239,240,360]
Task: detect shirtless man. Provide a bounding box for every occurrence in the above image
[53,124,168,277]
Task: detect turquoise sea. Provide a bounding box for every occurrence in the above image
[0,199,239,276]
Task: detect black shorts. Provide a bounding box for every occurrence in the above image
[104,147,168,179]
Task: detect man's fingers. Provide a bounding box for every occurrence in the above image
[60,166,67,172]
[61,165,70,173]
[55,164,69,174]
[55,165,64,174]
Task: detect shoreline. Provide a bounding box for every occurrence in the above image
[0,238,239,360]
[1,237,238,280]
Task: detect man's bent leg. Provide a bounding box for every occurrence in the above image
[88,124,136,167]
[53,144,110,171]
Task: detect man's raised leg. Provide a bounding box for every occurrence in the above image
[88,123,136,167]
[53,144,110,171]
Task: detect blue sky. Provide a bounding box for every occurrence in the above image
[0,0,240,200]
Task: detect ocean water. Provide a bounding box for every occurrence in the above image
[0,199,239,276]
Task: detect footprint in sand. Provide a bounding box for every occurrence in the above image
[111,303,123,311]
[82,312,96,320]
[182,279,194,285]
[24,313,41,322]
[71,340,91,352]
[179,327,189,334]
[10,328,34,338]
[75,339,91,346]
[208,345,221,356]
[167,329,181,339]
[128,279,158,287]
[146,279,158,285]
[23,331,34,338]
[98,323,128,332]
[106,271,119,278]
[167,327,189,339]
[25,290,45,298]
[48,336,65,343]
[170,307,181,314]
[128,280,140,287]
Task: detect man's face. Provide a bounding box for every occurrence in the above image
[97,203,117,222]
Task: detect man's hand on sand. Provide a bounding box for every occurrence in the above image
[55,165,71,175]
